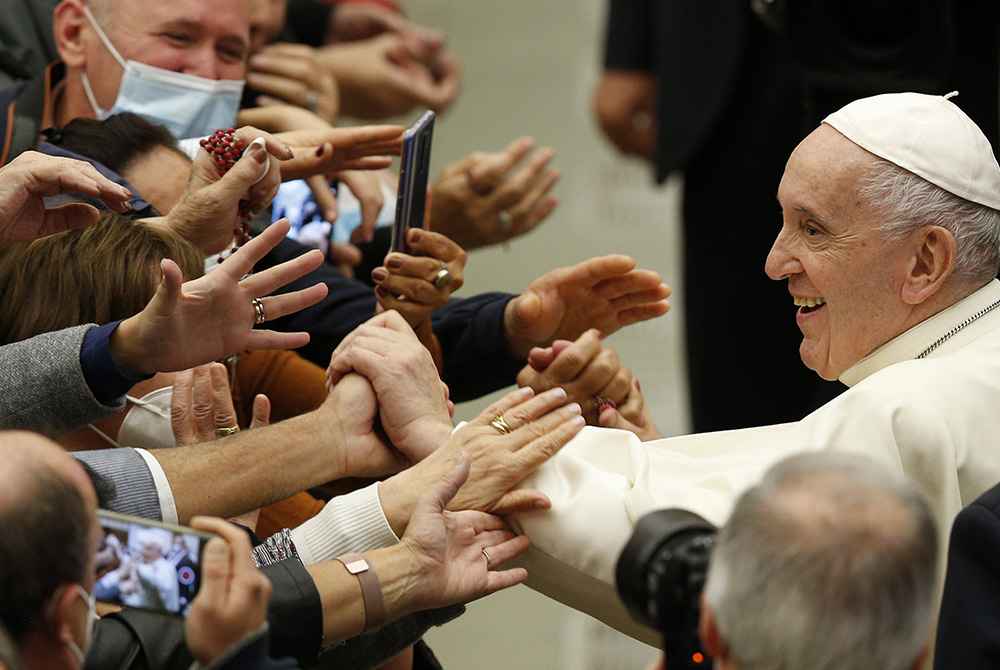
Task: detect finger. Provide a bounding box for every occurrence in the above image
[242,329,312,352]
[214,218,294,281]
[254,283,329,322]
[536,329,604,386]
[419,453,471,515]
[328,242,363,268]
[246,71,310,105]
[475,387,573,432]
[491,488,552,514]
[39,202,102,234]
[401,229,465,264]
[149,258,184,312]
[506,167,560,224]
[236,247,325,297]
[491,147,555,211]
[594,365,634,409]
[505,408,586,473]
[306,174,339,223]
[249,394,271,429]
[195,536,231,605]
[170,369,197,446]
[465,137,534,195]
[191,365,217,441]
[209,363,239,431]
[479,532,530,568]
[611,299,673,328]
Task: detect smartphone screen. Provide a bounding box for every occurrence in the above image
[93,510,215,617]
[391,110,436,252]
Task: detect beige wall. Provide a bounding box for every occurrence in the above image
[383,1,689,666]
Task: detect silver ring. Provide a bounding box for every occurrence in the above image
[252,297,266,325]
[482,548,492,568]
[497,210,514,232]
[433,260,452,289]
[490,414,513,435]
[216,426,240,436]
[305,90,320,112]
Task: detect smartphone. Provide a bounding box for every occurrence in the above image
[390,110,436,252]
[93,510,216,617]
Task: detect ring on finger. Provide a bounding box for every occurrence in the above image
[434,259,452,289]
[490,413,513,435]
[482,548,492,568]
[497,210,514,232]
[305,90,320,112]
[252,297,266,325]
[216,425,240,436]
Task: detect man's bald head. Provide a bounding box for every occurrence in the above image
[0,432,97,641]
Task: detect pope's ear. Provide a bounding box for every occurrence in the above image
[901,225,956,305]
[53,0,89,67]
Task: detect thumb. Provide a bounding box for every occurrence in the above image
[219,137,270,193]
[418,454,471,516]
[511,291,542,331]
[148,258,184,312]
[598,408,633,431]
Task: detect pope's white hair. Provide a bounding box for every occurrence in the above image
[860,158,1000,287]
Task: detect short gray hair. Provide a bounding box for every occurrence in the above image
[860,158,1000,286]
[703,452,938,670]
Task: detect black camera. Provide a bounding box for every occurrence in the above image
[615,509,717,669]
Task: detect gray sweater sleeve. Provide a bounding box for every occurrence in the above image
[0,325,125,438]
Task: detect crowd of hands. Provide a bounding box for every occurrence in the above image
[0,2,671,664]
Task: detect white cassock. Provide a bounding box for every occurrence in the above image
[509,279,1000,646]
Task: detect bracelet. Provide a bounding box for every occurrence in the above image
[335,552,385,633]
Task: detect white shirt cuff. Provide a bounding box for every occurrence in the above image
[134,448,179,524]
[289,482,399,565]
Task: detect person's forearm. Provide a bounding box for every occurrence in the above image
[153,406,349,523]
[306,543,427,646]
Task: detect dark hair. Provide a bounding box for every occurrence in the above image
[44,112,183,175]
[0,465,91,640]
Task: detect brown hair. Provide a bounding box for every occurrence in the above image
[0,212,205,344]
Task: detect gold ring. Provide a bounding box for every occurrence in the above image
[490,414,513,435]
[252,297,266,325]
[434,260,452,289]
[482,548,492,568]
[216,426,240,436]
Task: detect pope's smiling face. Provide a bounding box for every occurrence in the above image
[765,125,915,380]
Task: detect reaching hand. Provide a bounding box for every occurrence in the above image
[162,127,290,254]
[503,255,672,359]
[327,311,453,462]
[430,137,560,250]
[248,42,341,124]
[373,228,466,331]
[399,454,531,612]
[318,33,460,119]
[517,329,634,424]
[171,363,271,446]
[0,151,132,246]
[109,219,328,378]
[378,386,584,535]
[276,125,404,179]
[593,70,657,160]
[322,371,414,478]
[185,517,272,665]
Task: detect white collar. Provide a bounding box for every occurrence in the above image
[840,279,1000,387]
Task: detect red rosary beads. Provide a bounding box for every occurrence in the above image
[200,128,252,262]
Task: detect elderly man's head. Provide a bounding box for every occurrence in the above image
[700,452,938,670]
[0,432,101,670]
[53,0,250,129]
[766,92,1000,380]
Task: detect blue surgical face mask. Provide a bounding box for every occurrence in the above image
[80,5,244,140]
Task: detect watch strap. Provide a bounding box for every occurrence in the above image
[335,552,385,633]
